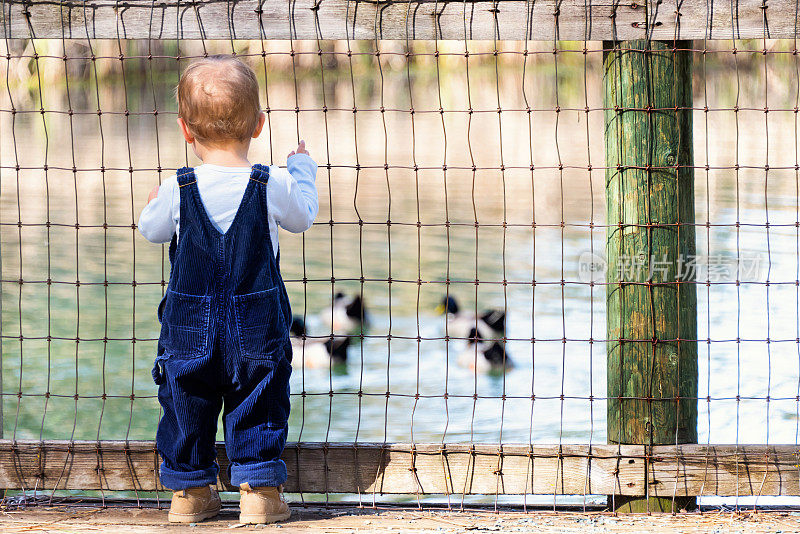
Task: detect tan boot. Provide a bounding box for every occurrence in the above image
[168,485,221,523]
[239,483,291,524]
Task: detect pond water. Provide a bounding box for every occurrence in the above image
[2,40,800,462]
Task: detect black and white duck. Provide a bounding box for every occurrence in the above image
[436,295,506,342]
[456,327,513,373]
[320,292,368,337]
[289,316,349,369]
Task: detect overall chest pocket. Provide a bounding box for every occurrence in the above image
[161,290,212,358]
[233,287,287,360]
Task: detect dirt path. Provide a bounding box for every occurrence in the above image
[3,504,800,533]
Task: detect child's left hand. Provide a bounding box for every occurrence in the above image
[147,185,159,204]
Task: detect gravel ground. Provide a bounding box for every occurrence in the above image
[2,502,800,533]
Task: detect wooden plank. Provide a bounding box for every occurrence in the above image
[0,440,644,495]
[649,445,800,497]
[0,440,163,493]
[1,0,797,41]
[278,443,645,495]
[3,441,799,496]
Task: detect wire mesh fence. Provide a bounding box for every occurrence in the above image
[2,0,800,511]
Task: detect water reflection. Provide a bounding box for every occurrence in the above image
[1,40,799,447]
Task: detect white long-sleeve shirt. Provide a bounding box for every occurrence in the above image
[138,153,318,255]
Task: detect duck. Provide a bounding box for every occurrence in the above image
[320,292,368,337]
[456,327,513,373]
[289,316,349,369]
[436,295,506,342]
[456,328,514,373]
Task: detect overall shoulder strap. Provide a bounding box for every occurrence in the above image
[249,164,280,264]
[174,167,197,233]
[176,166,196,187]
[250,163,270,185]
[250,164,271,220]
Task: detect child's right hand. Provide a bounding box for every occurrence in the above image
[288,140,309,159]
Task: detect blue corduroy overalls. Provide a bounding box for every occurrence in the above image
[151,164,292,491]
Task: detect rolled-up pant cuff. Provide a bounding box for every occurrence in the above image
[230,459,287,488]
[159,462,219,491]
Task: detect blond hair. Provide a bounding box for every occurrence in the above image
[176,55,261,145]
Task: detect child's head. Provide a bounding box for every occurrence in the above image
[176,55,264,152]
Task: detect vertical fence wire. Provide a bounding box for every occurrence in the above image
[581,0,594,514]
[732,6,743,509]
[795,0,800,510]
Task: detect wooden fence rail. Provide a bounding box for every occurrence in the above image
[0,440,798,496]
[2,0,798,41]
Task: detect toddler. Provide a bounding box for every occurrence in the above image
[138,55,318,524]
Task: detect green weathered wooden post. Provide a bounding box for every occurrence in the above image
[604,40,697,512]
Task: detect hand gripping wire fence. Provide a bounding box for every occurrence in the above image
[2,0,800,513]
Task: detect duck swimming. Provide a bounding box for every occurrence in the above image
[456,327,513,373]
[320,292,368,337]
[289,316,349,369]
[436,295,506,343]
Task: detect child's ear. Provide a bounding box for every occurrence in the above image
[251,112,266,139]
[177,117,194,144]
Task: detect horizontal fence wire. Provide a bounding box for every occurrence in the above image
[1,0,800,512]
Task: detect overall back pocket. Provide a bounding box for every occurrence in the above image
[161,290,212,357]
[233,287,287,359]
